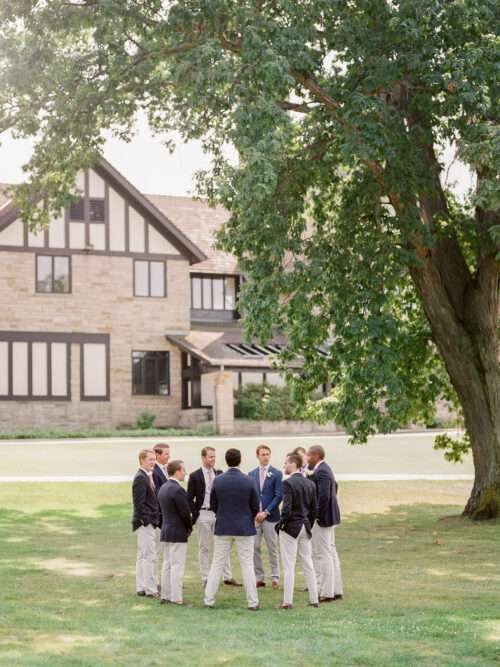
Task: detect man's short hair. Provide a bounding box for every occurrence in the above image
[138,448,154,463]
[293,446,306,456]
[154,443,170,455]
[287,452,303,469]
[201,446,216,458]
[167,459,184,477]
[225,448,241,467]
[308,445,325,460]
[256,444,271,455]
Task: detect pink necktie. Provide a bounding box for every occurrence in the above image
[207,468,214,494]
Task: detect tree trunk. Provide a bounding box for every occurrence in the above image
[410,254,500,520]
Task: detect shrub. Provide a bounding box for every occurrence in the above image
[234,383,304,421]
[136,411,156,430]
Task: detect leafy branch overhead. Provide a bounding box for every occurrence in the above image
[0,0,498,517]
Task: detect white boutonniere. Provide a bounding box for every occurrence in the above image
[266,471,273,479]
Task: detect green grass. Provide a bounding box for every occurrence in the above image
[0,483,498,667]
[0,425,216,440]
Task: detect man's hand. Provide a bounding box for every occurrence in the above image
[256,511,268,524]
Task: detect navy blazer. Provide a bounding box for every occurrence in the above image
[153,463,168,492]
[248,465,283,523]
[187,467,223,524]
[310,461,341,527]
[278,473,318,538]
[210,468,260,536]
[158,479,193,543]
[131,469,160,532]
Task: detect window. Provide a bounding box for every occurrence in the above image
[70,198,85,221]
[89,198,105,222]
[0,338,70,400]
[134,260,166,297]
[132,351,170,396]
[70,197,105,222]
[191,274,238,311]
[36,255,70,293]
[81,342,109,400]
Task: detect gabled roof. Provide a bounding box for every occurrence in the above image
[146,194,239,275]
[0,159,207,265]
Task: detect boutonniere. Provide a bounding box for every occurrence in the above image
[266,471,273,479]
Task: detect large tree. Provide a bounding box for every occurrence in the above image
[0,1,498,518]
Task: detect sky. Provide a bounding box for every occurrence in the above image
[0,114,473,200]
[0,114,216,197]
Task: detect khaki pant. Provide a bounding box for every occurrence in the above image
[311,523,343,597]
[136,525,157,595]
[154,527,163,587]
[197,510,232,582]
[204,535,258,608]
[161,542,188,603]
[254,520,280,582]
[280,526,318,605]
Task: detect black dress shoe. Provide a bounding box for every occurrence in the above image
[160,599,170,605]
[248,605,260,611]
[204,604,215,609]
[334,594,344,600]
[224,578,242,587]
[308,602,320,608]
[136,591,146,597]
[256,581,266,588]
[319,596,335,603]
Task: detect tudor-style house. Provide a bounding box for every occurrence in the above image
[0,158,289,434]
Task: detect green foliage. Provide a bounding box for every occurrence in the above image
[135,411,156,430]
[0,425,215,439]
[434,432,472,464]
[234,382,308,421]
[0,0,498,452]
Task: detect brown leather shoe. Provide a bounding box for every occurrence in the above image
[136,591,146,597]
[271,580,280,590]
[280,603,293,610]
[256,581,266,588]
[319,596,335,603]
[248,605,260,611]
[224,578,243,587]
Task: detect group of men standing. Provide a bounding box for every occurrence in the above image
[132,442,342,610]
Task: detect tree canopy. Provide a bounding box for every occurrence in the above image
[0,0,498,517]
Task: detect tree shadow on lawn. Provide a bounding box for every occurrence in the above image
[0,502,498,667]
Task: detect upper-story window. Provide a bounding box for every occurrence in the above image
[134,259,166,297]
[191,275,238,318]
[69,197,105,222]
[36,255,71,293]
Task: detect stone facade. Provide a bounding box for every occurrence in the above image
[0,251,191,430]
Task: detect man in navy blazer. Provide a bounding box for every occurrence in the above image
[307,445,343,602]
[157,459,192,605]
[248,444,283,588]
[204,448,260,610]
[152,444,170,590]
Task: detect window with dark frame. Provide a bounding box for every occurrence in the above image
[69,196,105,222]
[190,274,238,311]
[36,255,71,293]
[69,198,85,221]
[134,260,166,297]
[132,351,170,396]
[0,339,70,400]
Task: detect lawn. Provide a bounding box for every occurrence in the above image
[0,482,498,667]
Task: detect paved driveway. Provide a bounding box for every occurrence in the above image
[0,430,472,481]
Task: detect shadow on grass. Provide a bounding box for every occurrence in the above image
[0,501,498,667]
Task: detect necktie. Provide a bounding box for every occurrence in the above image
[259,467,266,491]
[207,468,214,494]
[149,474,155,492]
